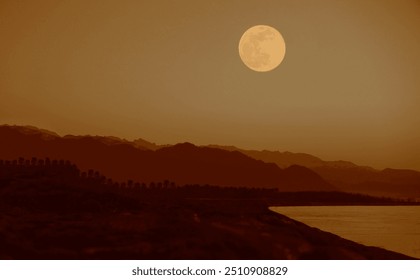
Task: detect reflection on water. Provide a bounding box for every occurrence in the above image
[271,206,420,258]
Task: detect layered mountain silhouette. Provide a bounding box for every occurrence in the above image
[1,125,419,198]
[0,125,332,191]
[207,145,420,199]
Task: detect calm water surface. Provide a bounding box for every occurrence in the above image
[271,206,420,258]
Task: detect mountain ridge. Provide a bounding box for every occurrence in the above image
[0,125,332,191]
[205,145,420,199]
[2,124,419,198]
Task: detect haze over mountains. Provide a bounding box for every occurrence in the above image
[208,145,420,199]
[1,125,419,198]
[0,125,331,191]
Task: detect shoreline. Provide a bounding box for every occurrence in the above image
[1,196,416,260]
[0,162,417,259]
[270,205,420,259]
[265,206,416,260]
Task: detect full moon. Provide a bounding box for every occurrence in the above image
[238,25,286,72]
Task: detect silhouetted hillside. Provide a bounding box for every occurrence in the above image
[0,125,333,191]
[311,167,420,199]
[3,125,419,198]
[133,138,167,150]
[207,145,362,169]
[207,145,420,199]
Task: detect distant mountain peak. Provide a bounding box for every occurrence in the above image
[172,142,197,149]
[132,138,163,151]
[63,134,130,146]
[2,124,59,140]
[158,142,203,154]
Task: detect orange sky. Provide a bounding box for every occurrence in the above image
[1,0,420,170]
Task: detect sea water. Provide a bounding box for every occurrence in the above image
[270,206,420,258]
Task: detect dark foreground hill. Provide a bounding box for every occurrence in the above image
[0,159,415,260]
[0,125,332,191]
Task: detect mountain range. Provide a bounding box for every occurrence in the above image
[1,125,419,198]
[207,145,420,199]
[0,125,331,191]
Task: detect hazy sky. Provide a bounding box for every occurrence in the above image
[1,0,420,170]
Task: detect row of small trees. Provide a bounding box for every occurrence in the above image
[0,157,177,191]
[0,157,73,167]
